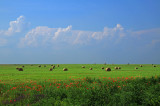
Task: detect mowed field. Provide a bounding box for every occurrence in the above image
[0,64,160,83]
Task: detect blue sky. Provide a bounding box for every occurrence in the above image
[0,0,160,64]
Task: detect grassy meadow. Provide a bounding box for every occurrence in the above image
[0,64,160,82]
[0,64,160,105]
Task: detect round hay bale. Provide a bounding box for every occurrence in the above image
[101,67,104,69]
[135,67,138,69]
[63,68,68,71]
[114,67,118,70]
[140,65,143,67]
[52,65,55,69]
[49,68,53,71]
[82,66,85,68]
[57,64,59,67]
[105,68,111,71]
[118,67,121,69]
[18,68,23,71]
[89,68,92,70]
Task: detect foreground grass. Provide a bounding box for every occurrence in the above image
[0,76,160,105]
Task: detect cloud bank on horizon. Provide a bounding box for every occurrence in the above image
[1,15,160,48]
[0,15,160,64]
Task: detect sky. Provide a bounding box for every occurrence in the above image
[0,0,160,64]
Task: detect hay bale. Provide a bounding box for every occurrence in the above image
[82,66,85,68]
[101,67,104,69]
[140,65,143,67]
[18,68,23,71]
[63,68,68,71]
[49,68,53,71]
[135,67,138,69]
[105,68,111,71]
[57,64,59,67]
[118,67,121,69]
[89,68,92,70]
[52,65,55,69]
[114,67,118,70]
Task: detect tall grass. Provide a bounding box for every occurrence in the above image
[0,76,160,105]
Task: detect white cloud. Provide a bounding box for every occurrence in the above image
[91,24,125,40]
[1,15,160,49]
[0,16,29,36]
[73,30,93,44]
[19,26,57,47]
[19,24,127,47]
[0,38,7,46]
[131,28,160,37]
[53,25,72,40]
[19,22,160,48]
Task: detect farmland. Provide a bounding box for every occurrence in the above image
[0,64,160,105]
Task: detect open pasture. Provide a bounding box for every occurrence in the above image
[0,64,160,83]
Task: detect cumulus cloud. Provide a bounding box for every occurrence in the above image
[20,24,126,47]
[19,25,74,47]
[19,26,56,47]
[53,25,72,40]
[91,24,125,40]
[1,15,160,49]
[0,16,29,36]
[73,30,93,45]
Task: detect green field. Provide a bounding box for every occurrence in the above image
[0,64,160,83]
[0,64,160,105]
